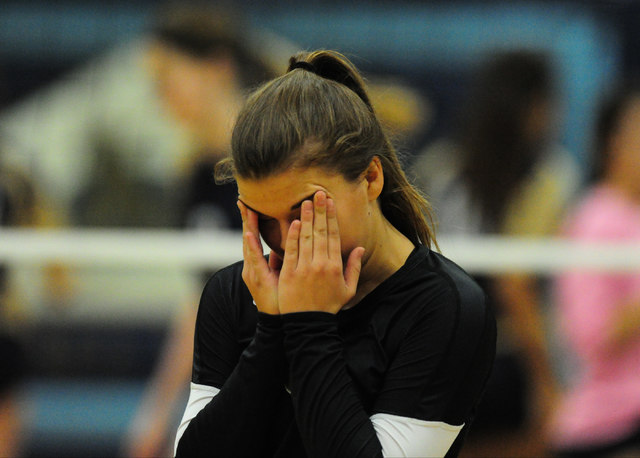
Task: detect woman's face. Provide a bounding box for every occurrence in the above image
[236,167,374,261]
[148,43,234,129]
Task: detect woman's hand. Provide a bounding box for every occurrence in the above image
[278,191,365,315]
[238,201,281,315]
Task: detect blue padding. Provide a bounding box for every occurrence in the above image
[23,378,143,444]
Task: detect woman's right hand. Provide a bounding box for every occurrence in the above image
[238,200,281,315]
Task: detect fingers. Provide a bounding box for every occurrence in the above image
[344,247,365,294]
[238,201,261,244]
[238,201,250,262]
[287,192,338,266]
[282,219,301,272]
[313,191,328,259]
[298,199,314,262]
[326,196,341,260]
[244,231,265,265]
[238,200,265,265]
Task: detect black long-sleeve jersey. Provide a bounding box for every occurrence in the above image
[175,245,496,457]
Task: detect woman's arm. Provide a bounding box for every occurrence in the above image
[233,190,492,456]
[276,193,493,457]
[175,310,287,457]
[281,298,491,458]
[282,312,382,458]
[176,198,291,456]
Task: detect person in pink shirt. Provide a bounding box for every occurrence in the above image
[549,84,640,457]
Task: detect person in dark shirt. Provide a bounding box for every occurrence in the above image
[174,50,496,458]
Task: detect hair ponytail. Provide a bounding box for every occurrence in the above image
[287,51,374,112]
[218,50,437,248]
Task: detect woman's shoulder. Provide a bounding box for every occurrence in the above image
[199,259,253,315]
[203,259,244,291]
[428,249,486,308]
[397,246,486,311]
[412,248,495,359]
[379,247,494,368]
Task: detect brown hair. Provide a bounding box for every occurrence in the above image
[150,3,272,88]
[216,50,436,247]
[458,50,554,230]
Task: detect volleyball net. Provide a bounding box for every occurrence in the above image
[2,227,639,273]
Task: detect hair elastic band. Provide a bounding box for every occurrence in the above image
[289,61,316,73]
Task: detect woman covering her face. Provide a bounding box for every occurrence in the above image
[174,50,496,458]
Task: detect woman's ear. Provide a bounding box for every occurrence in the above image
[365,157,384,201]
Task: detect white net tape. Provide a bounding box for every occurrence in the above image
[1,228,639,273]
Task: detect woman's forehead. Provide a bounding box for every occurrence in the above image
[236,168,345,215]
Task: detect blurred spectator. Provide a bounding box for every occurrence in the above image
[411,49,580,456]
[547,83,640,457]
[81,3,276,231]
[0,0,297,312]
[0,5,287,231]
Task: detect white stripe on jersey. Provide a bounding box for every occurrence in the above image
[371,413,463,457]
[174,382,220,456]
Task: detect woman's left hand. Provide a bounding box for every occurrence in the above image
[278,191,365,315]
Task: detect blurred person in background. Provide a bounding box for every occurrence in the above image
[100,3,274,233]
[411,49,580,456]
[547,83,640,458]
[0,1,294,318]
[0,3,282,232]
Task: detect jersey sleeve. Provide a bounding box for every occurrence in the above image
[282,312,383,458]
[175,267,289,457]
[280,268,495,458]
[190,271,242,388]
[374,273,495,427]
